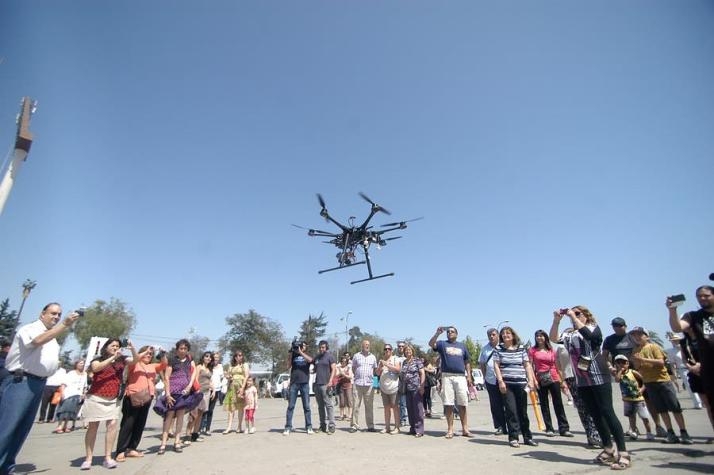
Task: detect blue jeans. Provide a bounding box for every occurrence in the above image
[284,382,312,430]
[399,393,407,422]
[0,374,47,474]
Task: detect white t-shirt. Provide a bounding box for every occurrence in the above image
[46,367,67,386]
[211,364,224,391]
[62,370,87,398]
[5,319,60,377]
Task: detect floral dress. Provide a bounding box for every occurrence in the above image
[224,363,249,412]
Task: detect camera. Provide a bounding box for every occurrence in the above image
[75,308,85,317]
[291,339,302,353]
[559,308,569,316]
[120,338,129,347]
[668,294,686,307]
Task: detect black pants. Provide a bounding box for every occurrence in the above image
[201,393,218,432]
[537,382,569,433]
[422,385,433,413]
[38,385,59,422]
[503,383,531,442]
[579,384,626,452]
[116,397,151,455]
[485,382,507,431]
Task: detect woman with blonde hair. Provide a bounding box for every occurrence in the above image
[551,306,629,470]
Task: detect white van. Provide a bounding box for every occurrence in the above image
[273,366,316,398]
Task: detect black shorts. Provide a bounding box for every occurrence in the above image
[644,381,682,414]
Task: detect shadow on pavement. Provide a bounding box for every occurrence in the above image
[651,462,714,473]
[512,450,592,465]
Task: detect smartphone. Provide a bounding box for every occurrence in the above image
[669,294,686,307]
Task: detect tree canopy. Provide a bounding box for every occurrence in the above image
[72,298,137,349]
[297,312,328,355]
[0,299,19,342]
[221,309,288,371]
[463,335,482,368]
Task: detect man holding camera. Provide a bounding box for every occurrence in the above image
[314,340,337,434]
[0,303,80,474]
[429,326,473,438]
[284,341,314,435]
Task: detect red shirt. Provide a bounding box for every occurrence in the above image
[87,360,125,398]
[528,347,560,382]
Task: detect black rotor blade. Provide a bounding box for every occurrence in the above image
[358,192,391,215]
[380,217,424,227]
[291,224,309,230]
[317,193,326,209]
[383,236,402,241]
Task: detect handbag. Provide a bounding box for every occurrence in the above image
[537,370,554,386]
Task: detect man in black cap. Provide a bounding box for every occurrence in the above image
[603,317,635,375]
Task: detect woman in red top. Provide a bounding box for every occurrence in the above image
[81,339,125,470]
[115,344,168,461]
[528,330,573,437]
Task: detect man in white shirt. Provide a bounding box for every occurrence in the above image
[350,340,378,433]
[0,303,79,474]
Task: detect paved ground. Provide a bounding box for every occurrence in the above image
[16,387,714,474]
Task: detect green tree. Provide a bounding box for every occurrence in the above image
[298,312,328,355]
[648,330,665,348]
[343,327,386,357]
[0,298,19,341]
[221,309,288,370]
[463,336,482,368]
[72,298,137,349]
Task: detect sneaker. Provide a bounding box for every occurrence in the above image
[248,427,256,434]
[656,426,668,438]
[545,431,555,437]
[494,427,506,436]
[646,432,655,441]
[662,430,680,444]
[349,426,359,433]
[524,439,539,446]
[509,440,520,448]
[283,428,290,436]
[390,427,400,435]
[627,430,639,441]
[306,428,314,435]
[327,427,335,435]
[379,428,389,434]
[560,431,574,438]
[680,431,693,445]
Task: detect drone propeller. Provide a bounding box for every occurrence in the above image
[380,217,424,227]
[316,193,330,222]
[358,192,391,215]
[383,236,402,241]
[317,193,326,209]
[291,224,310,230]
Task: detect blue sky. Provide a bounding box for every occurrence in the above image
[1,1,713,354]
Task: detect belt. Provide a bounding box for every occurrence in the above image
[12,370,47,380]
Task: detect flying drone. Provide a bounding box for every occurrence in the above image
[292,193,422,284]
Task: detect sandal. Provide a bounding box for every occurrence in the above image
[594,450,616,465]
[52,428,64,434]
[611,453,631,470]
[174,443,183,453]
[445,432,454,439]
[157,446,166,455]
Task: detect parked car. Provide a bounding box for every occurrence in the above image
[272,369,316,398]
[471,368,485,390]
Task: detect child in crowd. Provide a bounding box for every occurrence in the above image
[613,355,653,441]
[244,377,258,434]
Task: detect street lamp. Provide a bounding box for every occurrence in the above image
[339,311,352,345]
[483,320,510,331]
[16,279,36,321]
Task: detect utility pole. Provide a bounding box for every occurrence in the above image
[0,97,37,216]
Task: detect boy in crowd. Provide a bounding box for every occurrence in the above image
[613,354,653,440]
[630,327,693,444]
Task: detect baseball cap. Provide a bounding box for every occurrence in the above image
[629,326,648,336]
[614,354,629,363]
[611,317,627,327]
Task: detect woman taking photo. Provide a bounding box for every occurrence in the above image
[223,350,250,434]
[400,344,426,437]
[185,351,214,442]
[550,306,629,470]
[115,345,168,461]
[81,339,125,470]
[336,353,353,421]
[154,339,202,454]
[53,359,87,434]
[493,326,538,448]
[528,330,573,438]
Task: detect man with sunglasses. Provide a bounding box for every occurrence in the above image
[602,317,635,376]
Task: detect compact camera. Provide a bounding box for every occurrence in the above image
[668,294,686,307]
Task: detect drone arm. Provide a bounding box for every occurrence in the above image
[358,208,379,230]
[373,225,403,235]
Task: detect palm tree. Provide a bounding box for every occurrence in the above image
[648,330,665,347]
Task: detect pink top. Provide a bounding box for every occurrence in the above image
[126,361,168,397]
[243,386,258,410]
[528,347,560,382]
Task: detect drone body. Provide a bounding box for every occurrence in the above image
[292,193,421,284]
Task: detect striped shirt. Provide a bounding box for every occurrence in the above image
[562,325,610,387]
[352,352,377,387]
[493,345,528,386]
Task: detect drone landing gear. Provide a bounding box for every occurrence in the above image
[317,261,366,274]
[350,273,394,285]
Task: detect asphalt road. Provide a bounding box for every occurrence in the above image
[15,386,714,474]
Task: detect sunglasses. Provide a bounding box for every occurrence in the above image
[574,311,582,317]
[384,348,392,351]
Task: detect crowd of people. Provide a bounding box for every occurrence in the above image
[0,284,712,473]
